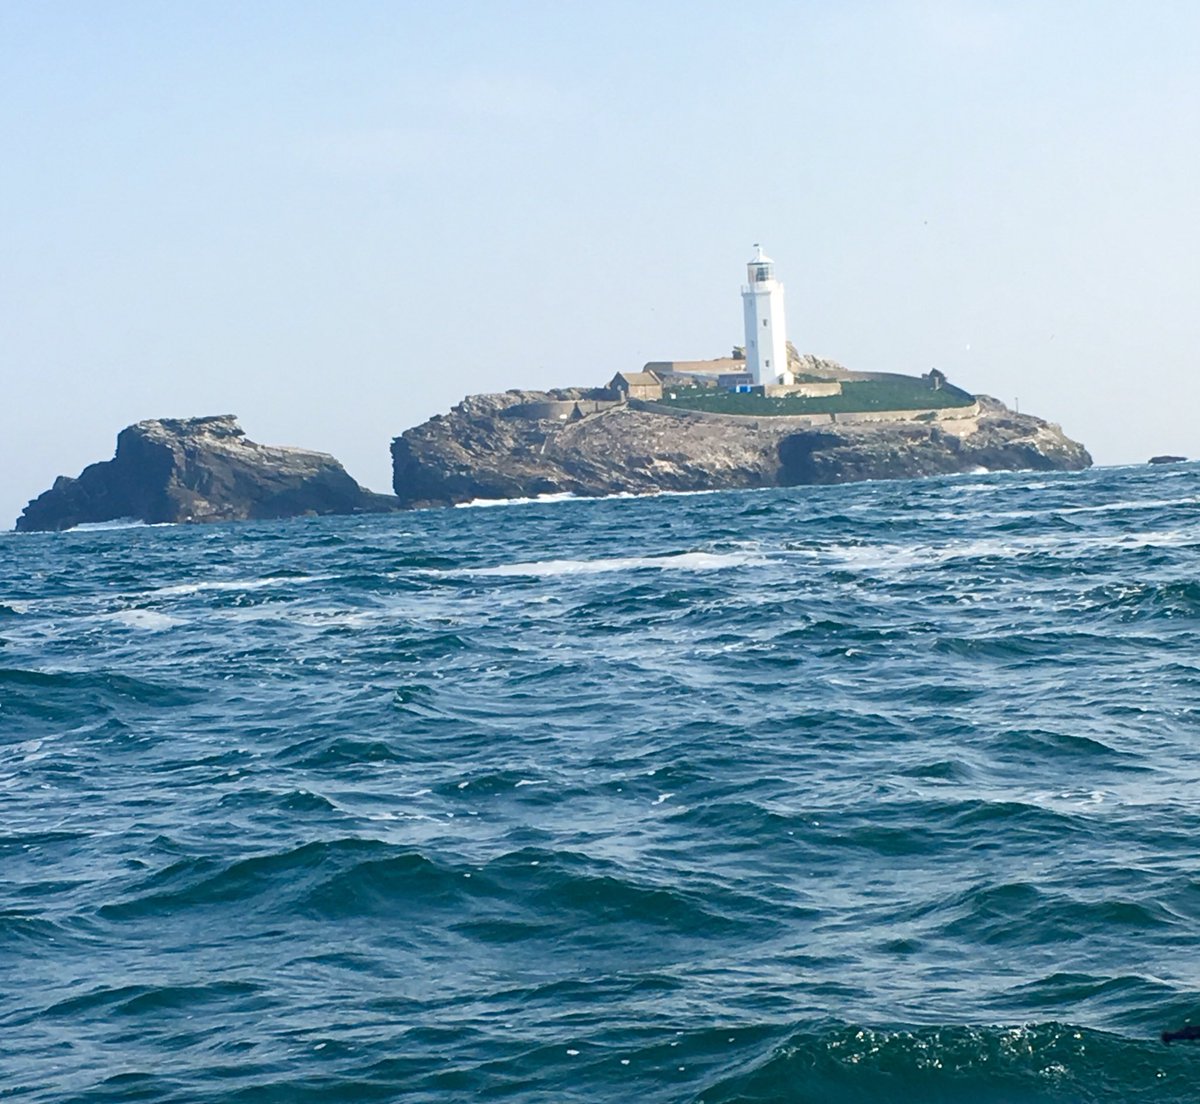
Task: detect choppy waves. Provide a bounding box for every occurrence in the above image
[3,464,1200,1102]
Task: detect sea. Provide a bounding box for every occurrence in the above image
[3,462,1200,1103]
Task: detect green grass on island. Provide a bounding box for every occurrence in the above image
[656,376,975,417]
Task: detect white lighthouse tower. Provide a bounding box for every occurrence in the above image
[741,244,791,386]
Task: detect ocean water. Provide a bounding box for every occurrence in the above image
[3,463,1200,1103]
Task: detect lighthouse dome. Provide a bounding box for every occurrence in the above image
[747,244,775,284]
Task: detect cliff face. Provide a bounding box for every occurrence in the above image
[17,415,398,531]
[391,391,1091,507]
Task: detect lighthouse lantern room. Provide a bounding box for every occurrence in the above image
[741,244,791,386]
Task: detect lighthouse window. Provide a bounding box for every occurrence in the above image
[762,319,768,327]
[755,266,769,281]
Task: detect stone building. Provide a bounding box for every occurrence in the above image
[609,371,664,401]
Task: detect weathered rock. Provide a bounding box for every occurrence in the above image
[17,415,398,531]
[390,390,1091,507]
[1149,455,1187,465]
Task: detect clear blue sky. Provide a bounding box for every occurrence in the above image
[3,1,1198,524]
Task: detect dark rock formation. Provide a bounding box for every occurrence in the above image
[1149,455,1187,465]
[775,397,1091,484]
[17,415,398,531]
[391,391,1091,507]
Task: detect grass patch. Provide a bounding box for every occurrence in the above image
[657,377,975,417]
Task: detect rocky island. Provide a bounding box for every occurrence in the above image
[13,245,1094,530]
[387,250,1092,507]
[14,364,1091,532]
[16,415,398,532]
[390,361,1091,508]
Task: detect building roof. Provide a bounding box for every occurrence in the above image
[613,371,661,386]
[643,358,743,375]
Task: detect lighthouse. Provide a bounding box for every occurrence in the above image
[741,245,791,386]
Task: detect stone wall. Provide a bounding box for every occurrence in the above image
[637,400,980,427]
[832,402,980,425]
[503,395,980,427]
[635,403,837,428]
[503,399,622,421]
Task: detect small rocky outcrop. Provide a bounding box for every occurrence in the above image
[391,390,1091,507]
[1149,455,1187,465]
[17,416,398,531]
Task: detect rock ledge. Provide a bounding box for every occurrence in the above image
[17,415,398,531]
[391,390,1092,507]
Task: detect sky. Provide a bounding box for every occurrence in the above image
[3,1,1198,526]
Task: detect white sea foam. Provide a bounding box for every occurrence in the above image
[107,609,186,630]
[803,527,1198,575]
[68,518,150,531]
[148,574,328,598]
[936,482,1002,496]
[455,486,733,509]
[6,739,45,763]
[1055,496,1197,517]
[468,549,766,578]
[916,494,1198,526]
[212,604,382,628]
[456,492,584,508]
[1027,788,1115,812]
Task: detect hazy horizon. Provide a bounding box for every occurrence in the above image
[4,1,1198,526]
